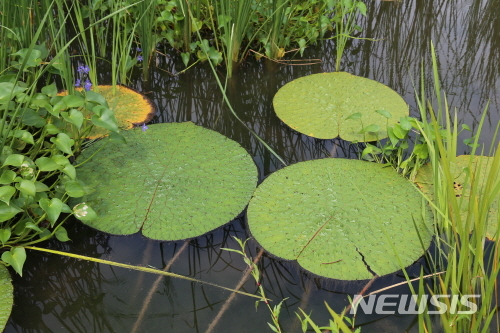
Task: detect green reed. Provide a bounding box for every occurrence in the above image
[410,44,500,333]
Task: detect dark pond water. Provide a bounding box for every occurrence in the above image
[5,0,500,332]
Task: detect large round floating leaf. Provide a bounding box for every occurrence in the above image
[75,122,257,240]
[273,72,409,142]
[247,158,432,280]
[0,264,13,331]
[415,155,499,239]
[60,85,155,139]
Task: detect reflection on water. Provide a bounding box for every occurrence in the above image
[5,0,499,332]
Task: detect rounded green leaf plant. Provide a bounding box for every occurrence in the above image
[75,122,257,240]
[415,155,499,239]
[273,72,409,142]
[247,158,432,280]
[0,264,13,331]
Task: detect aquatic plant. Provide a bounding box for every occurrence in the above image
[408,45,500,333]
[74,122,258,240]
[331,0,367,71]
[247,158,432,280]
[273,72,409,141]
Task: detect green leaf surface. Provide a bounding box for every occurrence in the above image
[0,202,22,222]
[0,264,13,332]
[273,72,408,141]
[0,228,11,245]
[1,247,26,276]
[247,158,432,280]
[16,179,36,197]
[0,186,15,204]
[50,133,74,155]
[39,198,64,226]
[0,170,16,184]
[75,122,257,240]
[415,155,499,239]
[55,226,70,242]
[35,157,60,172]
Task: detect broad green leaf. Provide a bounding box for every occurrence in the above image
[1,247,26,276]
[61,109,84,129]
[415,155,499,239]
[39,198,64,226]
[62,164,76,180]
[273,72,408,141]
[2,154,24,167]
[34,181,50,192]
[0,186,15,204]
[345,112,362,120]
[84,90,107,106]
[16,179,36,197]
[0,82,26,104]
[392,123,407,139]
[74,122,257,240]
[50,133,74,155]
[0,264,13,331]
[359,124,381,134]
[41,82,58,97]
[0,170,16,184]
[0,202,22,222]
[55,226,71,242]
[35,157,61,172]
[25,222,42,233]
[64,180,85,197]
[247,158,432,280]
[45,124,61,135]
[62,95,84,108]
[0,228,11,245]
[376,110,392,118]
[91,107,119,133]
[20,108,46,127]
[12,130,34,145]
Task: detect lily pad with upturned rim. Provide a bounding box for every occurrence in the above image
[247,158,433,281]
[74,122,258,241]
[415,155,499,239]
[59,85,155,139]
[0,264,13,332]
[273,72,409,142]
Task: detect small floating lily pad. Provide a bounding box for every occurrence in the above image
[273,72,408,142]
[61,85,155,139]
[247,158,432,280]
[75,122,257,240]
[0,264,13,331]
[415,155,499,239]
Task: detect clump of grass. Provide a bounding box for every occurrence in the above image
[411,43,500,333]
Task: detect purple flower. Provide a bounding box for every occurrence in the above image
[84,79,92,91]
[77,65,90,74]
[74,79,81,87]
[136,47,142,52]
[137,55,143,62]
[141,123,148,132]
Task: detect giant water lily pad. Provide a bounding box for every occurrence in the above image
[273,72,408,142]
[415,155,499,239]
[0,264,13,331]
[60,85,155,139]
[247,158,432,280]
[75,122,257,240]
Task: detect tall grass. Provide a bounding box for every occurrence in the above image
[412,44,500,333]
